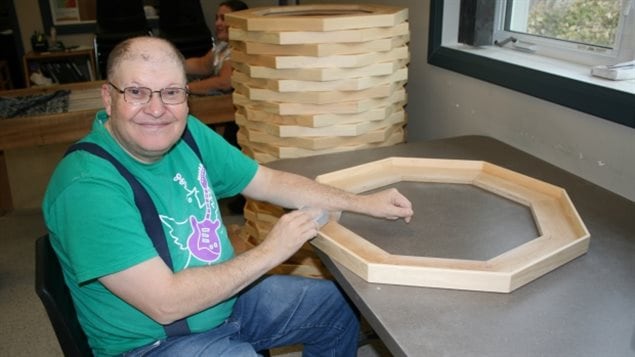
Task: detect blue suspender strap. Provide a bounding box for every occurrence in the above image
[65,142,179,270]
[63,129,202,337]
[180,125,203,161]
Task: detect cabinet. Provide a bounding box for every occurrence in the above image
[23,49,97,87]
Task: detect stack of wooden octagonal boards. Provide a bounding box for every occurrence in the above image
[225,4,409,278]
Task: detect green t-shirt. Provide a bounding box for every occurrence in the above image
[42,111,258,356]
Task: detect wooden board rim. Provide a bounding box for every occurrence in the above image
[313,157,591,293]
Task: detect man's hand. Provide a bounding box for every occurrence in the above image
[260,208,325,263]
[362,188,413,223]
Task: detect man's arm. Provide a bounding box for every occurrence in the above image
[100,206,321,324]
[242,165,413,222]
[100,165,412,325]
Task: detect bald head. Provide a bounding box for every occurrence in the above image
[106,37,186,83]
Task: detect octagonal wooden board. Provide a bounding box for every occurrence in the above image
[312,157,590,293]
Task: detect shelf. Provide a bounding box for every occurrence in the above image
[23,49,96,87]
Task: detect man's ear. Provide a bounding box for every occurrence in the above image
[101,82,113,116]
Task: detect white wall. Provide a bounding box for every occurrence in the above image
[418,66,635,201]
[16,0,635,202]
[303,0,635,202]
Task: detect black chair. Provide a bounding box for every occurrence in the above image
[157,0,213,58]
[93,0,152,79]
[35,235,92,357]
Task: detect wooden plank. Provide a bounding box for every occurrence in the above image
[232,67,407,93]
[236,103,404,128]
[315,158,489,192]
[233,88,406,115]
[232,60,406,81]
[238,127,404,160]
[229,22,409,45]
[226,4,408,32]
[237,109,405,138]
[231,46,409,69]
[234,81,404,105]
[231,34,409,57]
[241,122,403,150]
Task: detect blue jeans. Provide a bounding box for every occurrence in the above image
[124,275,360,356]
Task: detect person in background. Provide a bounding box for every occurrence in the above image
[43,36,414,356]
[185,0,248,95]
[186,0,249,213]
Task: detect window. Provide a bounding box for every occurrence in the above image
[428,0,635,128]
[38,0,96,34]
[498,0,635,66]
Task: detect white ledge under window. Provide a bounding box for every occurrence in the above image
[449,43,635,95]
[427,0,635,129]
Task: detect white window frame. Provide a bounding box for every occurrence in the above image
[494,0,635,67]
[427,0,635,128]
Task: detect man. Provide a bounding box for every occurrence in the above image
[43,36,413,356]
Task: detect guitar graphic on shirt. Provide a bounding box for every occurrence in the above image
[187,166,222,262]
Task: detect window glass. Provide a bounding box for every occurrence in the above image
[496,0,634,65]
[507,0,622,49]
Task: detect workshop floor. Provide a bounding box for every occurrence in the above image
[0,200,389,356]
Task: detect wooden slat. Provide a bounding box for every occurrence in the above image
[232,67,407,93]
[234,81,404,105]
[237,127,404,160]
[235,103,404,128]
[237,109,405,138]
[232,35,409,57]
[233,88,406,115]
[225,4,408,32]
[231,46,409,69]
[232,60,404,81]
[229,22,409,45]
[241,122,403,150]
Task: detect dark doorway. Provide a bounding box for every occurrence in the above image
[0,0,25,88]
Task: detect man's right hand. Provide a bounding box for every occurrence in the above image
[261,208,325,264]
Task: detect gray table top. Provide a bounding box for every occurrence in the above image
[267,136,635,357]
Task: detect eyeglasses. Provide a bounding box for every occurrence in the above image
[108,82,189,105]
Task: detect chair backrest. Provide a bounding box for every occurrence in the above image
[35,235,92,357]
[157,0,212,58]
[94,0,152,79]
[96,0,149,36]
